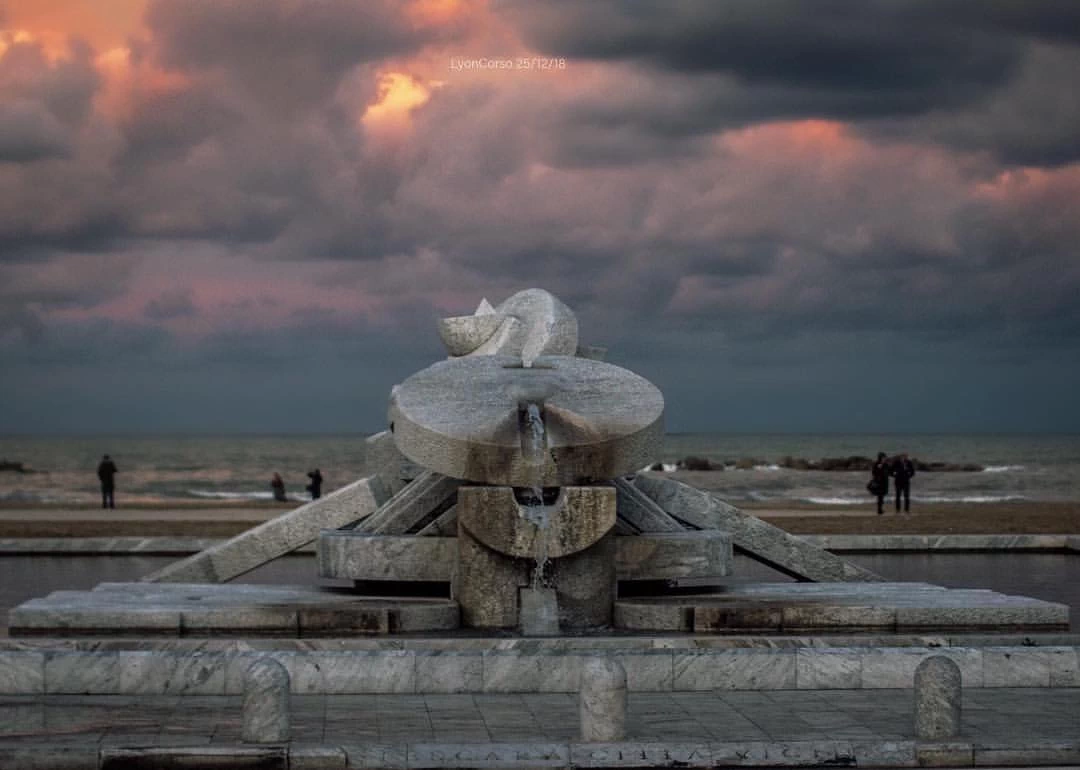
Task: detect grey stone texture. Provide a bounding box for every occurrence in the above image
[9,583,458,638]
[457,288,580,365]
[416,505,458,537]
[454,485,617,630]
[318,534,457,582]
[437,313,505,356]
[914,655,962,740]
[580,657,627,742]
[551,534,616,629]
[365,430,425,496]
[389,355,664,487]
[454,524,528,629]
[4,642,1080,696]
[613,582,1067,634]
[142,475,389,583]
[457,486,616,560]
[633,475,887,582]
[243,657,291,743]
[615,530,732,580]
[317,530,730,583]
[352,471,460,536]
[612,478,685,533]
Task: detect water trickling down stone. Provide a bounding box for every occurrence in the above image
[518,399,552,604]
[520,585,559,636]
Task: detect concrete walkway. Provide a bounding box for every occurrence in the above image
[2,688,1079,767]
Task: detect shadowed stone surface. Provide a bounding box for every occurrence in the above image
[612,478,684,533]
[455,525,528,630]
[243,657,290,743]
[633,475,884,583]
[615,583,1068,633]
[552,534,616,630]
[389,356,663,487]
[142,476,389,584]
[366,431,425,496]
[457,486,616,560]
[915,655,962,740]
[580,657,627,741]
[353,471,460,536]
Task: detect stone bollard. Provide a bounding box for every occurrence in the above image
[580,657,627,741]
[914,655,961,740]
[242,657,291,743]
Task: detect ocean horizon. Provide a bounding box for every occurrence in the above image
[2,432,1078,506]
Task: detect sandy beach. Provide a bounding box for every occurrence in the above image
[1,495,1078,538]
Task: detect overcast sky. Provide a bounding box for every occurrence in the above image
[1,0,1078,435]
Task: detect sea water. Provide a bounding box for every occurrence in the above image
[1,433,1078,505]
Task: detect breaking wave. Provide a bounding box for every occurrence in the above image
[186,489,278,501]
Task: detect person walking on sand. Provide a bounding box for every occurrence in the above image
[892,452,916,513]
[306,468,323,500]
[270,472,287,502]
[869,452,890,515]
[97,454,118,509]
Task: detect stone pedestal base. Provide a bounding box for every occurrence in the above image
[455,485,616,631]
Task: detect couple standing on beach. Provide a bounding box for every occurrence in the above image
[869,453,916,515]
[270,469,323,503]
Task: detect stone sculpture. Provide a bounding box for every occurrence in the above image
[17,287,1068,639]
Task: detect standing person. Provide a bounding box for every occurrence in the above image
[97,454,118,509]
[270,472,287,502]
[892,452,916,513]
[868,452,890,515]
[306,468,323,500]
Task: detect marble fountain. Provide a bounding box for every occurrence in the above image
[3,289,1072,700]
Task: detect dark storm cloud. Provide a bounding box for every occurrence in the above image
[908,43,1080,167]
[499,0,1080,166]
[0,37,116,259]
[144,0,444,110]
[499,1,1018,112]
[0,100,71,161]
[0,37,99,163]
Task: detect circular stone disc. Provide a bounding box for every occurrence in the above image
[388,355,664,486]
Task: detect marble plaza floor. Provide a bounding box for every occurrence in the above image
[1,688,1079,762]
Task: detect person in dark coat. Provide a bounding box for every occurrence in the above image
[97,454,118,509]
[891,452,916,513]
[270,472,287,502]
[869,452,890,515]
[306,468,323,500]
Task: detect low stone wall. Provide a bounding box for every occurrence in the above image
[5,533,1077,555]
[802,534,1080,552]
[2,645,1079,695]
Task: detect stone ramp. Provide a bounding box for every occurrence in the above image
[142,476,389,583]
[9,582,457,636]
[634,474,887,582]
[616,582,1069,633]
